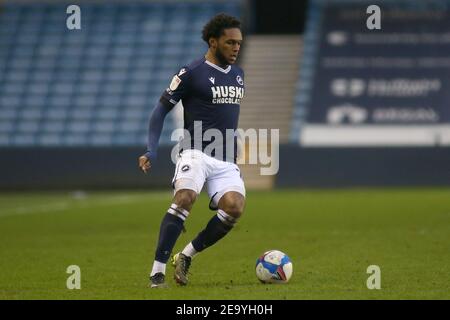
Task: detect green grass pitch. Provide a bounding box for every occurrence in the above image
[0,189,449,300]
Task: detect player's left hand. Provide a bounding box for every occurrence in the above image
[138,154,151,173]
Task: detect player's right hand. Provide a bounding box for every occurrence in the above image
[138,154,151,173]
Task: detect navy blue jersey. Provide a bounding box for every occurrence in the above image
[160,57,245,163]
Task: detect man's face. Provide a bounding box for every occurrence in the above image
[213,28,242,65]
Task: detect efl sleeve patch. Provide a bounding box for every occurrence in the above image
[161,66,189,104]
[169,75,182,91]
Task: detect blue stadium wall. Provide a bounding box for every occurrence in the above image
[1,146,449,190]
[276,146,450,188]
[0,147,174,190]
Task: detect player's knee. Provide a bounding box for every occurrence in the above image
[219,193,245,219]
[224,204,244,219]
[174,189,197,212]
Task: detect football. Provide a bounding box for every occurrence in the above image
[255,250,293,284]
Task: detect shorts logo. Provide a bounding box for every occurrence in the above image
[181,165,190,172]
[236,75,244,85]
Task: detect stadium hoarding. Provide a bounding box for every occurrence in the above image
[299,0,450,146]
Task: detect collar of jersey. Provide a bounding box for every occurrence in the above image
[204,59,231,74]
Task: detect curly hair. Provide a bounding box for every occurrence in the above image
[202,13,241,46]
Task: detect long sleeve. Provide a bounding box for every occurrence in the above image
[145,100,174,162]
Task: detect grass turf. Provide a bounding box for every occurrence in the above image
[0,189,449,300]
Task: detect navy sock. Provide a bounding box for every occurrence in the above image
[192,210,236,252]
[154,206,188,263]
